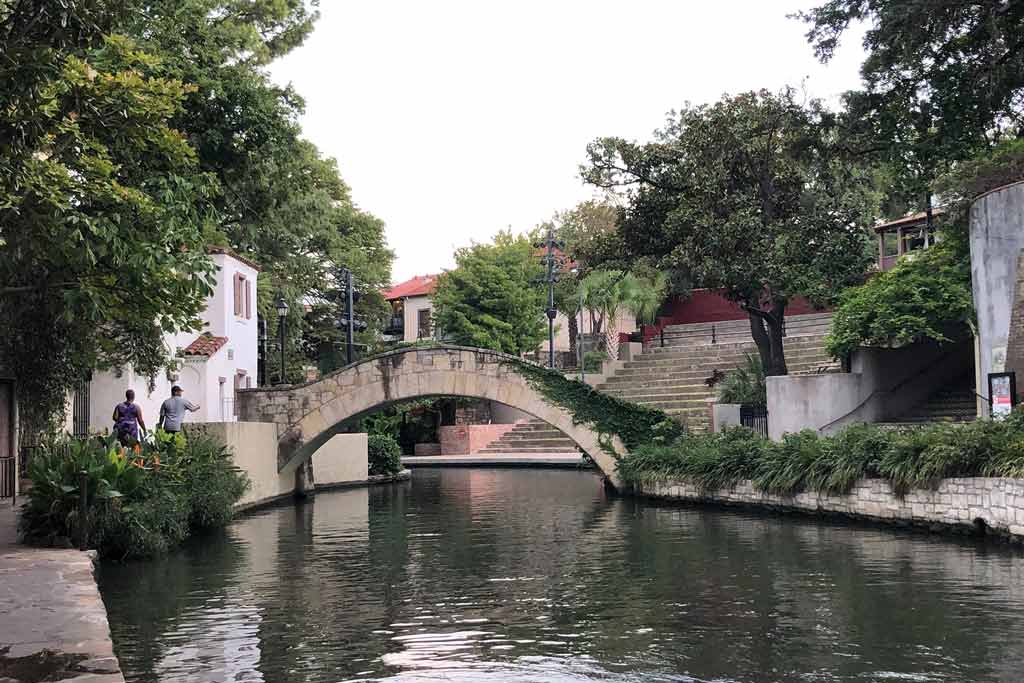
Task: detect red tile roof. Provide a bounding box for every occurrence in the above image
[183,333,229,357]
[384,274,439,301]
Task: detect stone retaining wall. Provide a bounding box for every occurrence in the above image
[636,477,1024,540]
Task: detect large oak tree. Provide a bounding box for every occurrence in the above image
[583,89,878,376]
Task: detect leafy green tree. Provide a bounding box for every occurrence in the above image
[119,0,391,382]
[799,0,1024,210]
[432,231,547,354]
[583,89,878,375]
[0,4,217,428]
[825,236,974,360]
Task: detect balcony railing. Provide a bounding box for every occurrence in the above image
[384,316,404,334]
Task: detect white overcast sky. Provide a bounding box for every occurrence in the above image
[268,1,868,284]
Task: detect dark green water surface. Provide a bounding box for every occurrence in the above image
[99,468,1024,682]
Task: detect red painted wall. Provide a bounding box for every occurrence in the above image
[631,289,827,344]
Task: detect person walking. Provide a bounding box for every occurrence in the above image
[112,389,146,446]
[159,385,200,435]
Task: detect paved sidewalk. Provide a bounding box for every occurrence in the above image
[401,453,593,468]
[0,499,124,683]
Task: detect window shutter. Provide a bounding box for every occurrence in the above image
[245,279,252,319]
[233,275,241,316]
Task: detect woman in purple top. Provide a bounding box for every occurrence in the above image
[112,389,146,446]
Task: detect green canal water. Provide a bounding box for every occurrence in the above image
[99,468,1024,682]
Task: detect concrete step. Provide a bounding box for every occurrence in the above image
[478,446,580,454]
[487,438,578,448]
[601,386,712,399]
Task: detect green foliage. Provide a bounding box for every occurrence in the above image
[617,412,1024,498]
[582,350,608,374]
[432,231,547,354]
[506,359,686,456]
[716,354,766,405]
[367,434,402,476]
[800,1,1024,207]
[0,9,218,431]
[583,89,879,375]
[579,269,667,352]
[825,237,974,359]
[19,431,249,560]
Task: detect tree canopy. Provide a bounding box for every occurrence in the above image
[0,4,218,427]
[799,0,1024,209]
[583,89,879,375]
[432,232,546,355]
[0,0,394,422]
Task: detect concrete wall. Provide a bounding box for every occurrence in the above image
[637,477,1024,540]
[402,294,433,341]
[490,402,532,424]
[202,422,293,509]
[766,339,972,439]
[204,422,371,509]
[971,180,1024,414]
[313,433,368,486]
[439,423,516,454]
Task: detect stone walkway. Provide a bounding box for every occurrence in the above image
[0,499,124,683]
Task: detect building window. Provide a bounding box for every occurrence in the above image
[902,227,927,253]
[417,308,431,339]
[234,273,251,319]
[881,231,899,257]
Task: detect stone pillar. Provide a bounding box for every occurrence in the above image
[294,459,315,499]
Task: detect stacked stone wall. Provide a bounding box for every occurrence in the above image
[637,477,1024,540]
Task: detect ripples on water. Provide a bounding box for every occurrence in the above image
[99,468,1024,682]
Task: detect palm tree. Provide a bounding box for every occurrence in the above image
[580,270,667,358]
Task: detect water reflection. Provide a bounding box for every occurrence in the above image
[99,468,1024,682]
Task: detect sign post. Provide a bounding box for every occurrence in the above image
[988,372,1017,419]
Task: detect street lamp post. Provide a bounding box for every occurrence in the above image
[571,266,584,382]
[276,294,289,385]
[258,318,268,386]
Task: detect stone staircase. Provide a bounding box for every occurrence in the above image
[477,419,580,455]
[879,376,978,428]
[598,314,838,432]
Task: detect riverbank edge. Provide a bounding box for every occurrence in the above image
[633,477,1024,543]
[233,469,412,515]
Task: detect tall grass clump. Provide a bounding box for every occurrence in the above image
[617,408,1024,497]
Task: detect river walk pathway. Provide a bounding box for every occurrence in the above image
[0,499,123,683]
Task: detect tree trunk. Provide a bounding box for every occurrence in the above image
[567,314,578,363]
[747,299,788,376]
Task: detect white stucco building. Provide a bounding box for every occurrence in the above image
[82,247,261,434]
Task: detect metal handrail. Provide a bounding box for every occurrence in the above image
[815,347,970,433]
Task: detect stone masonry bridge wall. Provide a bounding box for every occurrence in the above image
[236,346,626,487]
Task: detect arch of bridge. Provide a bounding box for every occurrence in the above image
[236,345,625,488]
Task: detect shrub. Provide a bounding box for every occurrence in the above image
[19,431,249,560]
[825,236,974,360]
[367,433,402,476]
[716,354,766,405]
[583,350,608,373]
[616,408,1024,497]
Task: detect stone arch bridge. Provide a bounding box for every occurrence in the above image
[236,346,626,488]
